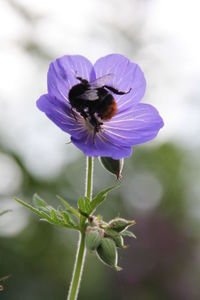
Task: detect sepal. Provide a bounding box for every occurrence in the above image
[96,238,121,271]
[104,228,126,249]
[121,230,137,239]
[108,217,136,232]
[86,226,104,252]
[99,157,124,180]
[85,214,136,270]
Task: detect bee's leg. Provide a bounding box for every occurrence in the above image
[71,108,88,121]
[76,76,88,85]
[89,115,97,127]
[92,124,100,144]
[104,85,131,95]
[80,110,88,120]
[89,115,100,144]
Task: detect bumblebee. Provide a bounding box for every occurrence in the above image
[68,74,131,138]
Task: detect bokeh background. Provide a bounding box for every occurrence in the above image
[0,0,200,299]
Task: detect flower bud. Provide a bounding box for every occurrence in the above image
[99,157,124,181]
[108,217,136,232]
[86,227,103,252]
[96,238,122,271]
[105,228,127,249]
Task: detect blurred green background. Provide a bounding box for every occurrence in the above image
[0,0,200,299]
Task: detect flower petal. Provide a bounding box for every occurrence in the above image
[71,134,133,159]
[94,54,146,110]
[48,55,95,103]
[37,94,85,139]
[103,103,164,146]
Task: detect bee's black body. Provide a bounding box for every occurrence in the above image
[68,76,130,135]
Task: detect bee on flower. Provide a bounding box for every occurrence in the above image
[37,54,163,158]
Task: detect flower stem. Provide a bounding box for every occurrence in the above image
[85,156,94,199]
[67,156,94,300]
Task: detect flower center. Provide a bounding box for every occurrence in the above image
[81,113,103,134]
[68,75,130,141]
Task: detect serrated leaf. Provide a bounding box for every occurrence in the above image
[67,213,79,226]
[61,210,79,227]
[50,209,58,221]
[90,185,118,214]
[60,210,70,224]
[33,193,47,208]
[15,197,42,215]
[121,230,136,239]
[84,196,91,213]
[39,218,54,224]
[33,194,55,215]
[56,195,80,217]
[78,197,85,211]
[38,211,51,220]
[15,197,52,221]
[78,210,89,218]
[15,197,79,230]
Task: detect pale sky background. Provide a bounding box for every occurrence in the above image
[0,0,199,179]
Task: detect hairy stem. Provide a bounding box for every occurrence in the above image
[67,156,94,300]
[85,156,94,199]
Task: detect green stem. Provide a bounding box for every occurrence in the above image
[67,156,94,300]
[86,156,94,199]
[67,231,86,300]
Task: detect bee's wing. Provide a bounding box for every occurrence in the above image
[78,89,99,101]
[78,74,115,101]
[90,74,115,88]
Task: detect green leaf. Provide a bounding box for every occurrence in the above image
[50,209,59,221]
[90,185,118,214]
[56,195,80,217]
[60,210,70,224]
[84,196,91,213]
[37,210,50,219]
[15,197,79,231]
[68,213,79,227]
[32,194,53,215]
[33,193,47,208]
[60,210,79,227]
[15,197,42,215]
[121,230,137,239]
[39,218,54,225]
[77,196,92,218]
[78,197,85,212]
[15,197,53,222]
[78,210,89,218]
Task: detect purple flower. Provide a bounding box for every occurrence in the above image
[37,54,164,159]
